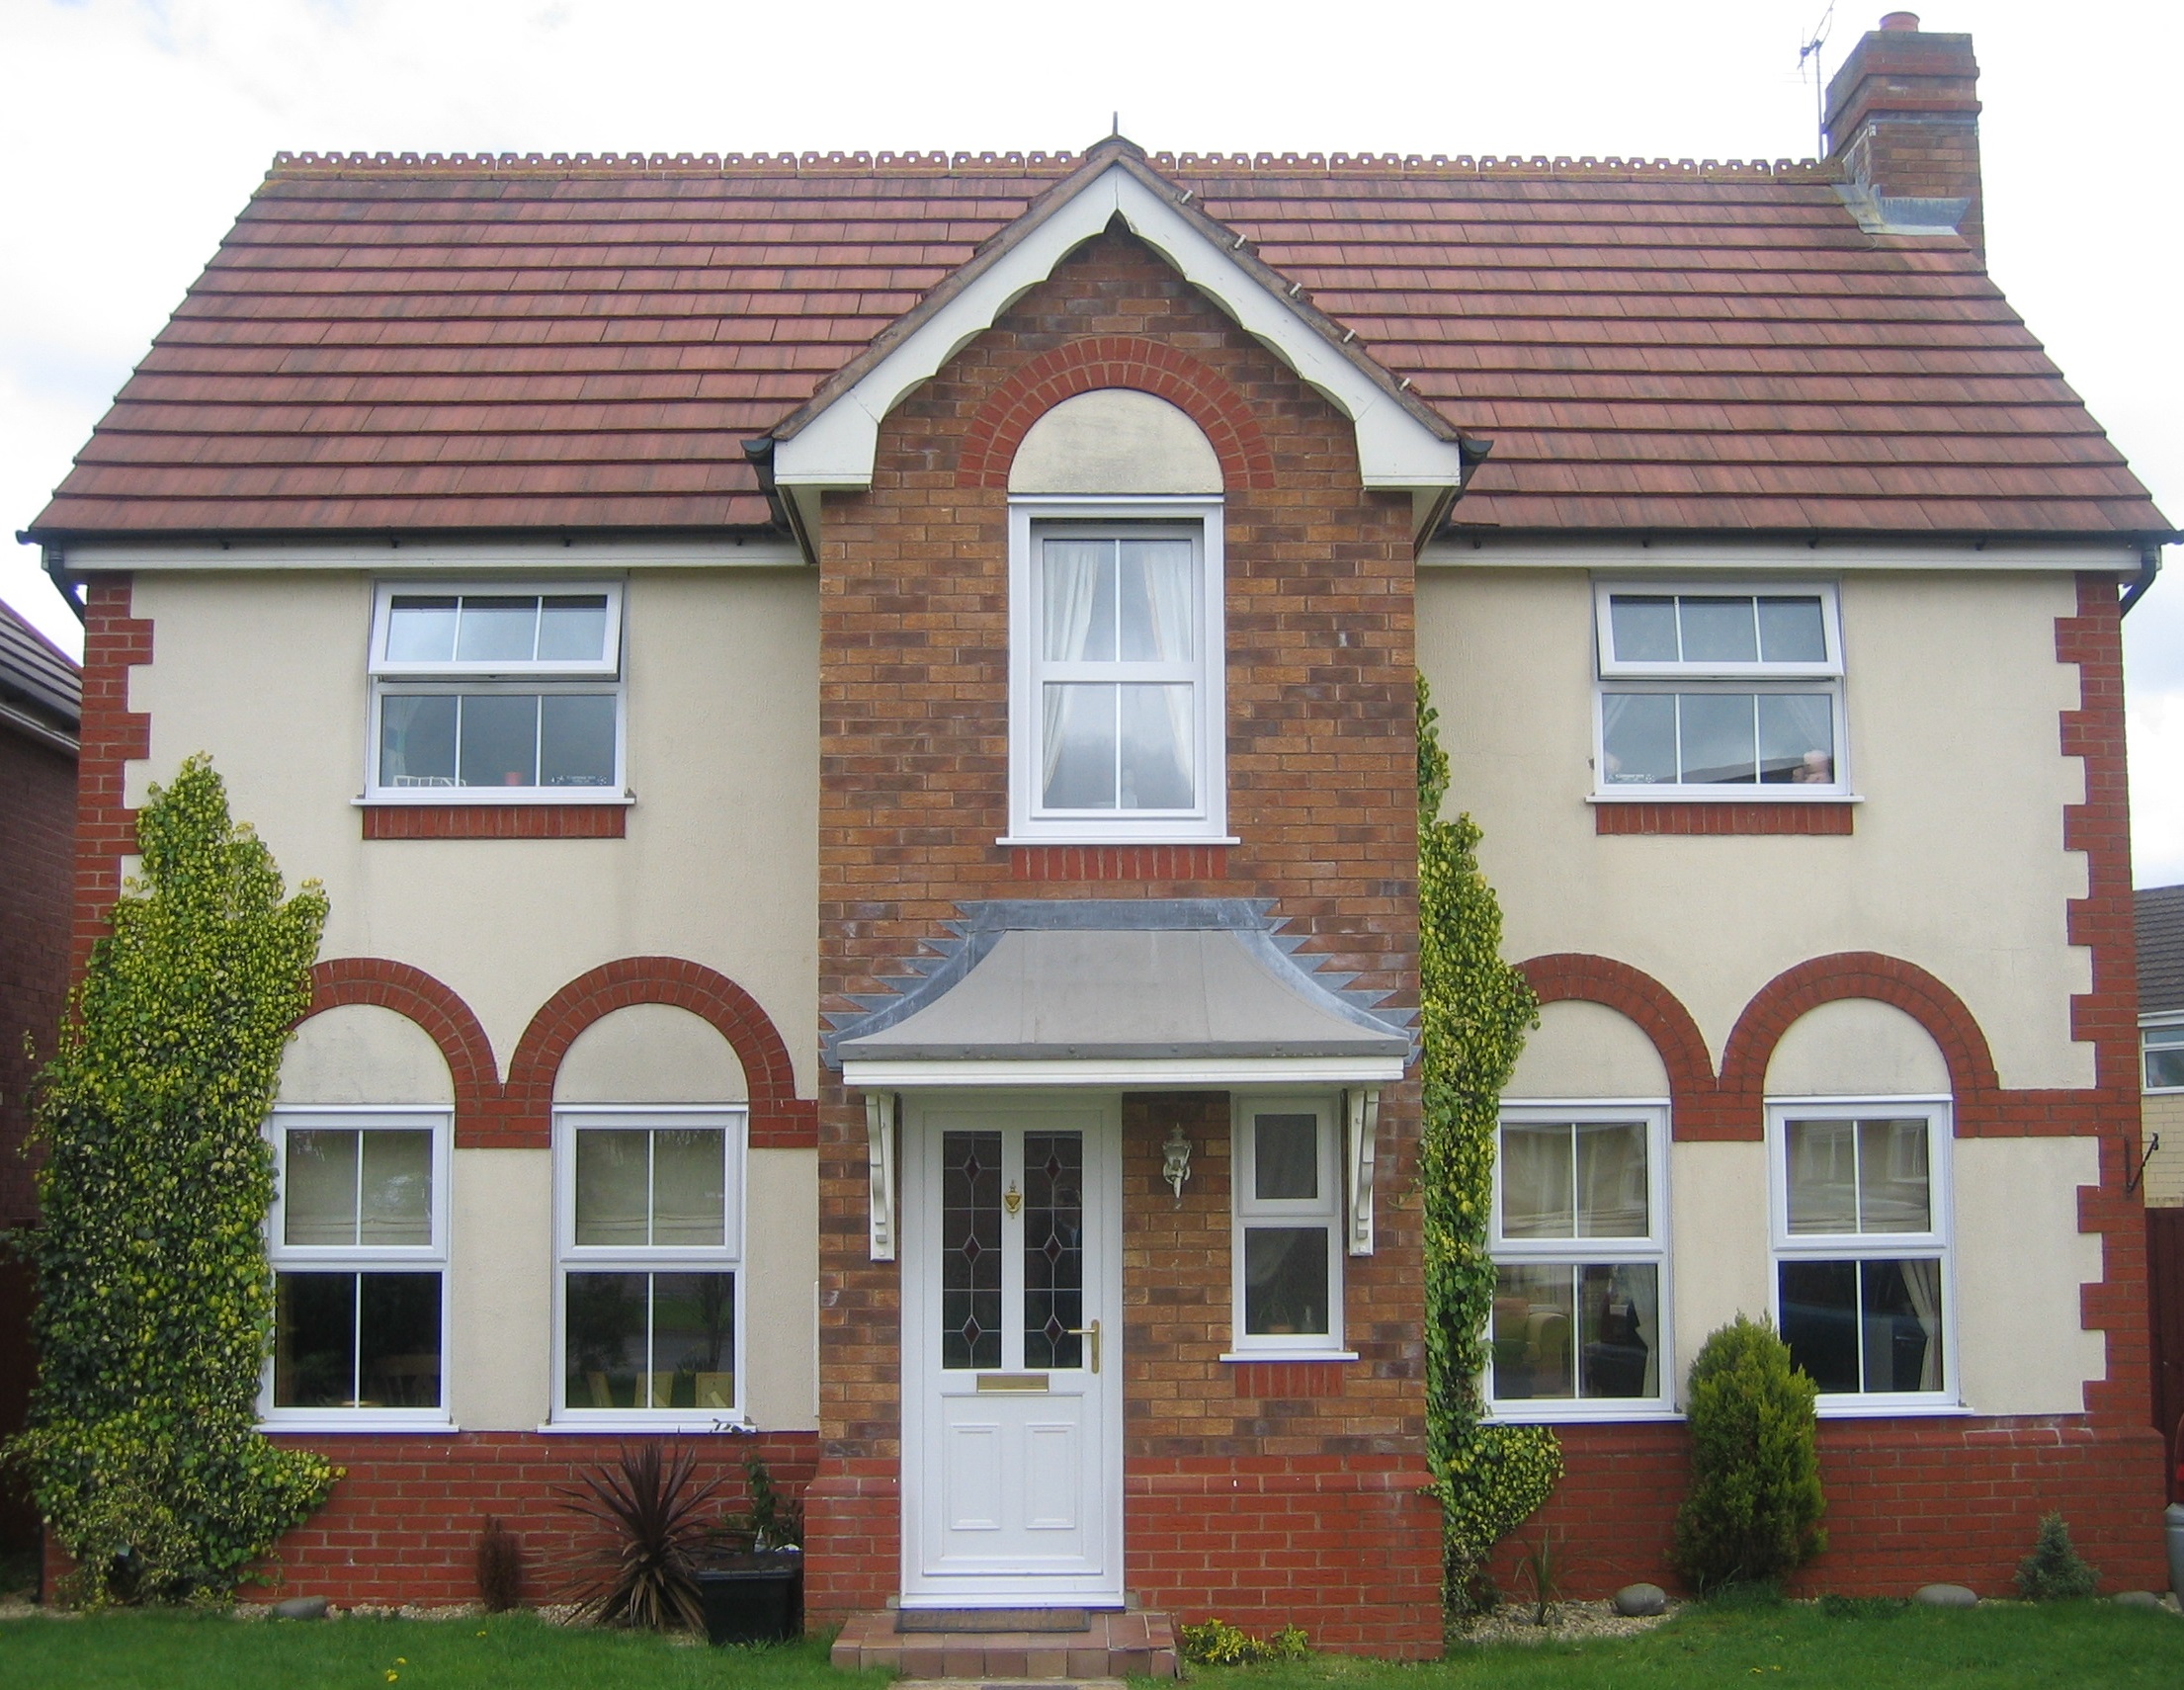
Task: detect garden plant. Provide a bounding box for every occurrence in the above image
[1672,1315,1826,1593]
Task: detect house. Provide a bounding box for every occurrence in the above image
[2140,884,2184,1491]
[17,12,2175,1652]
[0,599,82,1574]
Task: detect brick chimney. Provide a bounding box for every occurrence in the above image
[1824,12,1984,257]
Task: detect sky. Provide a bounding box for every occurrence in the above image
[3,0,2178,882]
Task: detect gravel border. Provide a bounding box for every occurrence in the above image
[1456,1597,1680,1645]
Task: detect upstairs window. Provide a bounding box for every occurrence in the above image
[368,583,624,800]
[1594,583,1847,796]
[2144,1021,2184,1091]
[1007,501,1226,842]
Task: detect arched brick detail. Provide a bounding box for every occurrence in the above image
[1718,952,2001,1127]
[303,958,500,1132]
[956,336,1278,490]
[504,958,815,1149]
[1518,953,1721,1139]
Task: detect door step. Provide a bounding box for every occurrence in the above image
[831,1609,1178,1678]
[897,1609,1092,1633]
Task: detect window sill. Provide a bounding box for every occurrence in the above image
[1484,1403,1681,1424]
[1219,1350,1359,1364]
[1812,1397,1970,1419]
[1589,791,1862,805]
[998,834,1241,847]
[538,1417,751,1435]
[260,1416,457,1434]
[356,793,634,807]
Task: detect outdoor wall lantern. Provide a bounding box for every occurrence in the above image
[1162,1122,1193,1207]
[865,1092,897,1261]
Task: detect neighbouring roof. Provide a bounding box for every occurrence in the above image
[25,146,2172,543]
[829,900,1412,1074]
[2141,886,2184,1019]
[0,598,82,750]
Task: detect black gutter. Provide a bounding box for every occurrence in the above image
[2123,546,2163,617]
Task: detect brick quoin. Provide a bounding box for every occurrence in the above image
[958,336,1278,491]
[812,227,1431,1650]
[302,956,815,1150]
[69,575,150,979]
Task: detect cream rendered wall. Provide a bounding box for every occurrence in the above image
[1765,999,1951,1097]
[1953,1137,2105,1413]
[127,564,821,1432]
[1668,1141,1770,1394]
[1007,388,1221,494]
[1504,1000,1668,1098]
[126,567,819,1091]
[1419,567,2092,1090]
[2142,1092,2184,1208]
[279,1004,454,1105]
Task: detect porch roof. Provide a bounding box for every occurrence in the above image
[830,900,1411,1086]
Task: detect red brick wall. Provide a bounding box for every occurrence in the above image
[0,714,76,1558]
[809,227,1434,1648]
[1486,1417,2166,1599]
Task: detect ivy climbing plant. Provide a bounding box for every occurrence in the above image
[1416,676,1561,1610]
[5,754,339,1602]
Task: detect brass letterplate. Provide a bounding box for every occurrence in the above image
[975,1373,1050,1393]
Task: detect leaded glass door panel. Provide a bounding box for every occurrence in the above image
[903,1097,1121,1607]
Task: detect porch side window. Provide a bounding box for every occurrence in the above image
[1006,500,1227,843]
[1229,1099,1344,1356]
[264,1108,450,1428]
[1770,1102,1953,1409]
[554,1107,745,1424]
[1488,1107,1669,1416]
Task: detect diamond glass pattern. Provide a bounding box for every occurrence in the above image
[941,1132,1002,1369]
[1022,1132,1085,1368]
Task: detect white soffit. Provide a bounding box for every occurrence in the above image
[1421,538,2144,573]
[770,163,1469,495]
[52,537,805,571]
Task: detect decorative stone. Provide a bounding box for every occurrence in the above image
[1912,1584,1977,1608]
[272,1596,329,1621]
[1613,1582,1668,1617]
[2112,1590,2164,1610]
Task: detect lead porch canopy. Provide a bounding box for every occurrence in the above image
[827,900,1413,1088]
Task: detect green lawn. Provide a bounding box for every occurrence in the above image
[2,1598,2181,1690]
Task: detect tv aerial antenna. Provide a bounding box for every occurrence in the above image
[1798,3,1835,157]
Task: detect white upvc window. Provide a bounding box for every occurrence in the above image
[367,582,627,801]
[1488,1104,1671,1417]
[263,1107,452,1429]
[1005,498,1227,843]
[1228,1096,1347,1358]
[552,1107,745,1427]
[2143,1018,2184,1091]
[1593,581,1849,797]
[1768,1099,1955,1412]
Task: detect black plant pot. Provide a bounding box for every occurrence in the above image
[694,1551,801,1646]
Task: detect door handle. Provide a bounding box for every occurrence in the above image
[1067,1318,1101,1374]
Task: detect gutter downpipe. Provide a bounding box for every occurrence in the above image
[2122,544,2163,618]
[17,535,87,624]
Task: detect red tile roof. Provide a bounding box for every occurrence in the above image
[26,148,2170,542]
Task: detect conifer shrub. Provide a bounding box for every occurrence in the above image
[1672,1315,1826,1593]
[3,756,336,1602]
[2015,1511,2099,1600]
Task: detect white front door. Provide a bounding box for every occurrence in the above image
[901,1095,1123,1607]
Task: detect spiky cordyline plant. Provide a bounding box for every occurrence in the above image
[557,1444,722,1631]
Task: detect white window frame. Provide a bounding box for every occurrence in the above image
[548,1105,748,1431]
[261,1105,454,1431]
[1767,1097,1959,1416]
[1591,578,1850,801]
[1486,1102,1674,1421]
[1004,497,1229,844]
[2142,1014,2184,1093]
[1225,1094,1351,1360]
[365,579,630,803]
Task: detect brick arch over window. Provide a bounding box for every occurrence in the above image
[505,958,816,1149]
[1719,951,2001,1126]
[303,958,499,1130]
[1519,953,1721,1138]
[957,336,1278,490]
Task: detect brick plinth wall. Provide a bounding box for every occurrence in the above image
[1483,1417,2166,1598]
[1129,1456,1440,1654]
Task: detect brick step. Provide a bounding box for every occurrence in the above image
[830,1608,1179,1678]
